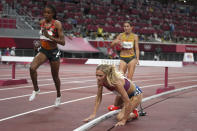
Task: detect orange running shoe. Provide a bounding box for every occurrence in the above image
[133,109,139,119]
[108,105,120,111]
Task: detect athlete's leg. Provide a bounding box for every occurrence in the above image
[116,94,143,121]
[50,60,61,97]
[114,96,123,108]
[128,94,143,119]
[127,58,137,80]
[119,60,127,76]
[29,52,47,91]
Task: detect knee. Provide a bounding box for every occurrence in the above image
[52,74,60,82]
[29,65,36,73]
[127,74,133,80]
[54,76,60,82]
[116,116,121,121]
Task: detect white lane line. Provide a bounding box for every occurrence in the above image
[38,74,197,82]
[0,72,196,81]
[0,75,196,91]
[0,79,96,91]
[0,85,97,101]
[73,85,197,131]
[141,79,197,88]
[1,79,197,102]
[0,92,112,122]
[0,74,95,81]
[0,75,197,122]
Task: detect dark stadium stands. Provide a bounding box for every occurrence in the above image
[0,18,16,28]
[0,0,197,44]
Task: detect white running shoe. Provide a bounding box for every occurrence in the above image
[29,89,40,101]
[54,97,61,107]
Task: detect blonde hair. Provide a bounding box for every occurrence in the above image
[96,64,123,86]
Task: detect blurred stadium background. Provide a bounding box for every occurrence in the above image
[0,0,196,62]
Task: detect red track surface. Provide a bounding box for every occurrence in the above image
[0,64,197,131]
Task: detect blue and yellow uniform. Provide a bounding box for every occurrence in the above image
[120,33,136,64]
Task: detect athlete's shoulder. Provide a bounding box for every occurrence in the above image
[115,33,123,39]
[39,19,45,25]
[54,20,63,28]
[120,32,125,36]
[54,20,62,25]
[119,32,125,37]
[133,33,138,37]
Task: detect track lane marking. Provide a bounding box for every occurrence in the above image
[0,92,111,122]
[0,79,197,101]
[0,75,196,91]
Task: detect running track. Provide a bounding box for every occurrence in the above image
[0,63,197,131]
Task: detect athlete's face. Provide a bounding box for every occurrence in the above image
[43,7,54,21]
[96,70,106,85]
[123,23,132,33]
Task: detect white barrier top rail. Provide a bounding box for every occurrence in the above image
[1,56,34,62]
[139,60,183,67]
[85,59,183,68]
[1,57,183,68]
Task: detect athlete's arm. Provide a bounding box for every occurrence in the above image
[39,19,44,25]
[114,80,132,126]
[83,85,103,122]
[134,34,139,64]
[111,33,122,48]
[92,85,103,115]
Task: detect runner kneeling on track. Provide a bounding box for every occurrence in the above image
[83,64,143,126]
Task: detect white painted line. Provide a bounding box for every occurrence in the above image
[0,93,111,122]
[1,79,197,101]
[73,85,197,131]
[0,74,95,81]
[1,75,196,91]
[0,79,96,91]
[141,79,197,88]
[0,85,97,101]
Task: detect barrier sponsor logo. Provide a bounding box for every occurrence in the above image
[185,45,197,53]
[183,53,194,62]
[144,44,151,51]
[101,59,120,65]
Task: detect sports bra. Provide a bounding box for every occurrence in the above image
[103,78,130,92]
